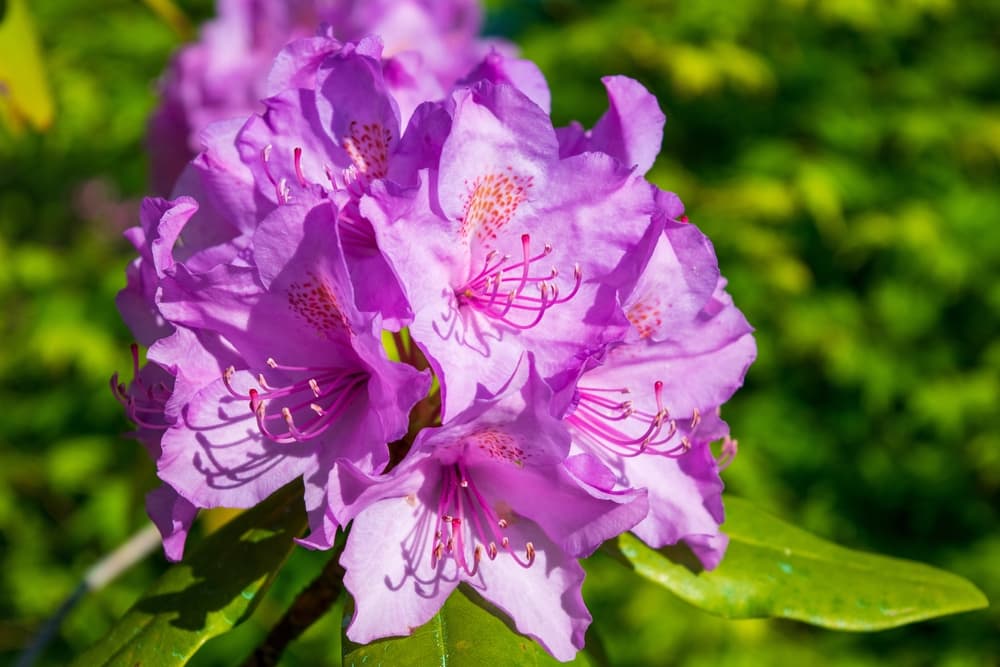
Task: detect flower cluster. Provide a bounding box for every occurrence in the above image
[119,10,755,661]
[148,0,504,195]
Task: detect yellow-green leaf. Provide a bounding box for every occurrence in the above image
[0,0,54,133]
[617,496,988,630]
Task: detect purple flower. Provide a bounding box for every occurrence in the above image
[365,80,659,419]
[150,196,429,554]
[149,0,503,195]
[116,24,758,658]
[331,358,647,660]
[556,76,666,176]
[564,209,756,568]
[233,34,442,327]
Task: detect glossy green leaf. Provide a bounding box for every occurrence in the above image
[72,482,308,667]
[616,496,988,630]
[343,586,599,667]
[0,0,54,133]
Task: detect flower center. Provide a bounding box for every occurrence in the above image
[567,381,699,458]
[455,233,581,330]
[431,462,535,575]
[223,357,367,444]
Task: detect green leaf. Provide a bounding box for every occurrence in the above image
[72,482,308,667]
[343,585,598,667]
[140,0,194,41]
[0,0,54,133]
[616,496,989,630]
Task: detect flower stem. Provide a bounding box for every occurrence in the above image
[239,542,347,667]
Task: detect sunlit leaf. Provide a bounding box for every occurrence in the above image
[0,0,54,133]
[71,482,307,667]
[615,496,988,630]
[141,0,193,41]
[343,586,599,667]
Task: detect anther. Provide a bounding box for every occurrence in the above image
[293,147,308,186]
[717,436,739,470]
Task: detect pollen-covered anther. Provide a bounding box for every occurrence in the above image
[455,233,581,330]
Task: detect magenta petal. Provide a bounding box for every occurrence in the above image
[470,525,590,662]
[588,76,666,175]
[460,50,552,114]
[146,484,198,562]
[626,440,727,566]
[158,374,316,509]
[341,465,460,645]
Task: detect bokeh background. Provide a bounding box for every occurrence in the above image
[1,0,997,665]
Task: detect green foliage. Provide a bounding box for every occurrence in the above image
[343,586,598,667]
[72,483,307,667]
[616,498,987,630]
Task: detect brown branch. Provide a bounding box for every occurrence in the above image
[240,547,346,667]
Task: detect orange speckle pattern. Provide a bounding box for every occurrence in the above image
[459,170,532,243]
[341,121,392,179]
[287,271,352,338]
[469,428,525,465]
[627,297,663,339]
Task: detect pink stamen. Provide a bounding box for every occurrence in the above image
[717,435,738,470]
[223,358,368,444]
[455,234,581,330]
[429,463,535,574]
[293,147,308,187]
[568,381,692,458]
[110,343,169,432]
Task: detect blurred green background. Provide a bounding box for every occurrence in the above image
[1,0,996,665]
